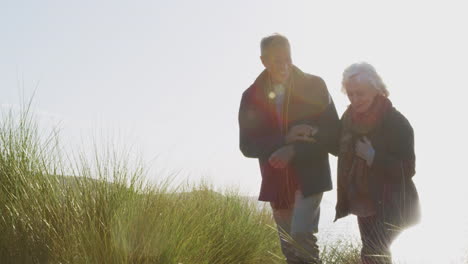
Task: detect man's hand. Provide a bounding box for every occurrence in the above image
[286,124,318,144]
[355,136,375,166]
[268,145,295,169]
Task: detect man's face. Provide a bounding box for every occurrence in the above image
[261,45,292,84]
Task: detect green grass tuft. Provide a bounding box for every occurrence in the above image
[0,102,360,264]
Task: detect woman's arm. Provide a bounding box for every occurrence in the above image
[372,110,416,182]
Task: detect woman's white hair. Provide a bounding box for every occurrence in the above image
[341,62,389,97]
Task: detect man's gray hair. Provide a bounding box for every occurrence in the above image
[260,33,290,57]
[342,62,389,97]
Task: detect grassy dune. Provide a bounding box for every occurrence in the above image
[0,105,360,264]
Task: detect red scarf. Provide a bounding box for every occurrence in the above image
[346,95,392,135]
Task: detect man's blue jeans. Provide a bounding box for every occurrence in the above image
[271,190,323,264]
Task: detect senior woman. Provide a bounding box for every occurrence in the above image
[334,62,420,264]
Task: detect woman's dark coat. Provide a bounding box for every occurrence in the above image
[335,107,421,229]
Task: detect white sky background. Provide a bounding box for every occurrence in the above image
[1,1,467,262]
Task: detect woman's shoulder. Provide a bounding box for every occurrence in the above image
[385,107,411,126]
[383,107,414,136]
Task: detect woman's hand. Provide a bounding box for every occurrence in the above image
[355,136,375,166]
[286,124,318,144]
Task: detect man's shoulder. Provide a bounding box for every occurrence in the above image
[301,73,327,90]
[302,72,323,81]
[293,70,329,105]
[242,70,268,97]
[242,82,259,100]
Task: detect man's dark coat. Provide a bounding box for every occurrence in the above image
[238,66,340,206]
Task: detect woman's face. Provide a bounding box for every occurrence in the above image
[345,80,379,113]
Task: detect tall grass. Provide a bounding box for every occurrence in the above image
[0,103,360,263]
[0,104,283,264]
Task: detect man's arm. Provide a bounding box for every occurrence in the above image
[238,90,284,158]
[292,97,340,162]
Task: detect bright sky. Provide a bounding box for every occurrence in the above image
[1,1,467,263]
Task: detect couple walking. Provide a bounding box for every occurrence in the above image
[238,34,420,264]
